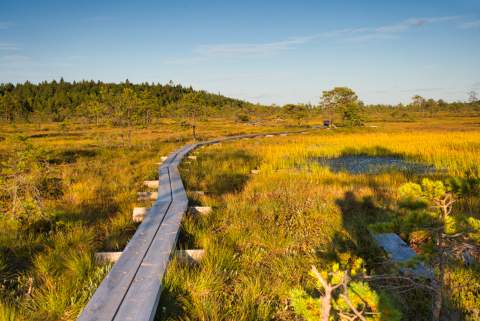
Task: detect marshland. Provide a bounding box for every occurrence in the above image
[2,1,480,320]
[0,81,479,321]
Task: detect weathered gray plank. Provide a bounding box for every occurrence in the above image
[113,166,188,321]
[373,233,416,262]
[77,166,173,321]
[373,233,433,278]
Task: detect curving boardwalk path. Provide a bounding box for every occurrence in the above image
[78,129,312,321]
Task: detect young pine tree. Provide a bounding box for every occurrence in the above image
[291,259,401,321]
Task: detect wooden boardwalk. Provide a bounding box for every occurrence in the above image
[77,130,309,321]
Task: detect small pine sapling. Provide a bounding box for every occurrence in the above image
[291,259,401,321]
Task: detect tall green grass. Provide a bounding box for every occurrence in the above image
[160,127,480,320]
[0,119,307,320]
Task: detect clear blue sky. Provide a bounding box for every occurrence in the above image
[1,0,479,105]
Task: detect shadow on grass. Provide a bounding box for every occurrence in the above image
[322,191,389,268]
[183,149,259,197]
[155,281,187,321]
[332,190,433,320]
[54,196,120,226]
[48,148,98,164]
[29,132,83,139]
[208,172,251,195]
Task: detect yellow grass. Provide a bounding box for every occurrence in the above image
[1,117,479,320]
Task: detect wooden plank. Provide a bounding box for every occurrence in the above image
[170,144,198,167]
[113,166,188,321]
[373,233,416,262]
[373,233,433,279]
[77,166,173,321]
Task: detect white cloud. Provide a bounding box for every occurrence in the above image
[346,33,396,42]
[165,16,460,63]
[193,35,316,58]
[0,54,32,65]
[346,16,459,42]
[460,20,480,29]
[0,43,18,51]
[376,16,458,33]
[0,55,75,69]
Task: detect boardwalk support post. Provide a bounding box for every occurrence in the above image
[137,191,158,201]
[94,252,122,264]
[176,249,205,265]
[144,180,159,189]
[132,207,150,222]
[189,206,212,215]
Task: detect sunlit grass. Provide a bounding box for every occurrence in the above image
[0,118,307,320]
[160,124,480,320]
[1,117,479,320]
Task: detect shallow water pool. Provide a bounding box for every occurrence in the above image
[318,155,435,175]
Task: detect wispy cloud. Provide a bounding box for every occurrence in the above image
[0,54,32,65]
[0,21,12,30]
[460,20,480,29]
[0,54,75,69]
[346,33,396,42]
[194,35,316,57]
[346,16,459,42]
[0,43,18,51]
[376,16,458,33]
[165,36,314,64]
[165,16,460,64]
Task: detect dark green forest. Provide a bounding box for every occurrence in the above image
[0,79,270,123]
[0,80,479,125]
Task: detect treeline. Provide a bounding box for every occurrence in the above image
[1,80,479,125]
[364,96,480,122]
[367,96,480,114]
[317,88,480,125]
[0,79,271,124]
